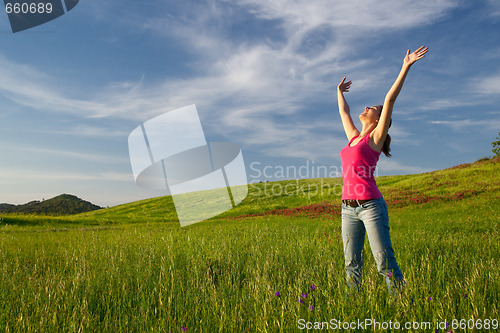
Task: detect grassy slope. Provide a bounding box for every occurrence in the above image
[0,157,498,332]
[1,156,498,227]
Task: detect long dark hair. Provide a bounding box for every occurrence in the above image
[377,105,392,158]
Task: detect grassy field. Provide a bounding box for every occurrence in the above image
[0,157,498,332]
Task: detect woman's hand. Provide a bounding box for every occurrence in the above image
[403,46,429,67]
[338,76,352,93]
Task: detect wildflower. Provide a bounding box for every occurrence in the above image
[275,291,281,297]
[462,293,468,298]
[299,298,304,304]
[311,284,317,291]
[182,327,187,332]
[387,272,393,278]
[310,305,314,311]
[301,293,307,298]
[428,297,432,301]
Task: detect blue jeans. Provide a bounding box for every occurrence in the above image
[341,197,403,290]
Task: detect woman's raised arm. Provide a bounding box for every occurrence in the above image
[337,77,360,140]
[373,46,429,145]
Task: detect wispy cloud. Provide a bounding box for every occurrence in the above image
[234,0,458,31]
[24,125,130,139]
[0,0,461,162]
[419,99,479,111]
[1,143,128,164]
[475,73,500,95]
[377,159,434,175]
[0,168,133,184]
[430,118,500,131]
[136,1,459,158]
[416,71,500,112]
[487,0,500,17]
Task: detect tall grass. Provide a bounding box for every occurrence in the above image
[0,157,498,332]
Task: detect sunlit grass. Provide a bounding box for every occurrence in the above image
[0,157,498,331]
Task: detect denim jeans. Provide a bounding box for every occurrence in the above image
[341,197,404,290]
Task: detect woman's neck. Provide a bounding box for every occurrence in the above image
[359,123,377,137]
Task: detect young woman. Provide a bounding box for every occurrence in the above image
[337,46,428,291]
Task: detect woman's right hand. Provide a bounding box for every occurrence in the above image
[403,46,428,67]
[338,77,352,93]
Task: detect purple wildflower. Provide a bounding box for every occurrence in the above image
[299,298,304,304]
[387,272,393,278]
[182,327,187,332]
[311,284,317,291]
[309,305,314,311]
[301,293,307,298]
[428,297,432,301]
[462,293,468,298]
[275,291,281,297]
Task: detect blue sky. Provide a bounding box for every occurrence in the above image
[1,0,499,207]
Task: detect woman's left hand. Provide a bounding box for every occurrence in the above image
[403,46,429,67]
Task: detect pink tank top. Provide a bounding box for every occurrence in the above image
[340,134,383,200]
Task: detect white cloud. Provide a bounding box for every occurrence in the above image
[475,73,500,95]
[0,168,132,183]
[430,118,500,131]
[487,0,500,17]
[1,143,127,164]
[0,0,461,163]
[419,99,480,111]
[57,126,130,138]
[233,0,458,31]
[377,159,434,175]
[417,72,500,112]
[26,125,130,138]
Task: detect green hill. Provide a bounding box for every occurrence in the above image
[1,156,498,226]
[0,194,102,216]
[74,155,499,224]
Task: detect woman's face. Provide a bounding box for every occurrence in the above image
[360,105,381,123]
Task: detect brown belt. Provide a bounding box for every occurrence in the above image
[342,199,373,208]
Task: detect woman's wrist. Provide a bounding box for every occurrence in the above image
[402,61,412,70]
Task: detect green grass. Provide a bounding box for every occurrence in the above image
[0,157,499,332]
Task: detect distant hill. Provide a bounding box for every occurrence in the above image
[0,194,102,215]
